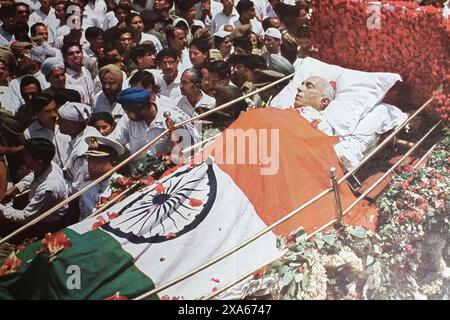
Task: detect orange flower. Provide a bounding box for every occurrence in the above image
[104,292,129,300]
[0,252,22,276]
[36,232,71,258]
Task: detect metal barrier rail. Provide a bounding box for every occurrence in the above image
[0,73,294,245]
[204,119,442,300]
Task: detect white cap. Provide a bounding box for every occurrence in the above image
[265,28,282,40]
[213,29,231,39]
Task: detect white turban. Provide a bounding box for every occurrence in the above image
[58,102,91,122]
[31,43,56,64]
[41,57,65,78]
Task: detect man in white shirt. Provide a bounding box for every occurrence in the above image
[233,0,265,39]
[62,42,95,105]
[0,7,16,47]
[166,26,192,73]
[177,68,215,118]
[211,0,239,35]
[7,42,50,115]
[93,64,125,120]
[0,138,70,238]
[28,0,55,27]
[112,87,198,159]
[24,93,70,168]
[156,48,182,99]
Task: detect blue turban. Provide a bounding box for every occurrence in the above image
[116,87,151,110]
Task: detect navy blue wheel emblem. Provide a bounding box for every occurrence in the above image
[102,163,217,244]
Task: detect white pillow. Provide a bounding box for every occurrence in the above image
[271,57,345,109]
[271,57,402,135]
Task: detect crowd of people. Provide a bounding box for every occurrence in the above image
[0,0,448,241]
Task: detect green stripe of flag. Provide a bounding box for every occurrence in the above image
[0,229,157,300]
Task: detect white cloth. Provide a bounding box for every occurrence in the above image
[102,11,118,30]
[0,25,14,47]
[140,33,163,52]
[0,162,70,223]
[444,1,449,19]
[84,0,108,28]
[179,47,193,74]
[65,66,95,105]
[159,70,182,100]
[23,121,71,168]
[92,91,126,120]
[6,72,50,116]
[176,91,216,117]
[210,8,239,35]
[58,101,91,122]
[28,7,56,28]
[110,102,198,158]
[64,126,101,193]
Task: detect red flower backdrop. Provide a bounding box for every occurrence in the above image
[311,0,449,119]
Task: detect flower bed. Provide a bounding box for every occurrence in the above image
[250,130,450,300]
[311,0,449,118]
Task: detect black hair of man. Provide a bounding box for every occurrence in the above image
[20,76,42,90]
[85,27,104,42]
[165,25,183,42]
[129,70,156,88]
[156,47,179,63]
[232,36,253,54]
[189,37,210,54]
[236,0,254,15]
[177,0,196,12]
[125,12,140,26]
[88,111,116,127]
[54,89,82,107]
[24,138,55,166]
[0,5,15,19]
[30,93,53,113]
[295,24,311,38]
[130,43,157,64]
[205,60,231,78]
[30,22,46,36]
[114,3,131,14]
[118,27,133,37]
[228,53,266,70]
[13,2,29,10]
[61,41,82,57]
[97,56,120,69]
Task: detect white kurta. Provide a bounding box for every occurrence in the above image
[92,91,126,120]
[159,72,182,100]
[65,67,95,105]
[232,18,265,39]
[0,162,70,223]
[210,8,239,35]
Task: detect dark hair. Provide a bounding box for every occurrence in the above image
[165,26,183,41]
[189,38,210,54]
[205,60,231,78]
[236,0,254,15]
[129,70,156,88]
[97,56,120,69]
[54,88,82,106]
[24,138,55,166]
[280,35,298,64]
[14,2,30,10]
[103,41,119,53]
[85,27,104,42]
[114,3,131,14]
[130,43,157,64]
[0,6,15,19]
[88,112,116,127]
[125,12,140,26]
[61,41,82,57]
[177,0,196,12]
[295,24,311,38]
[118,28,133,37]
[232,36,253,54]
[30,93,53,113]
[262,17,273,31]
[12,22,30,40]
[30,22,46,36]
[20,76,42,90]
[156,48,178,63]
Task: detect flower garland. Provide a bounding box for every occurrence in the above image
[311,0,450,115]
[249,131,450,300]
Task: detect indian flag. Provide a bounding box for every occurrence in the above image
[0,109,373,300]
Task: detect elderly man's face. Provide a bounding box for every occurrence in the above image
[102,72,123,98]
[295,77,331,110]
[159,55,179,79]
[48,67,66,89]
[169,29,188,53]
[264,36,281,54]
[180,72,199,97]
[14,49,34,73]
